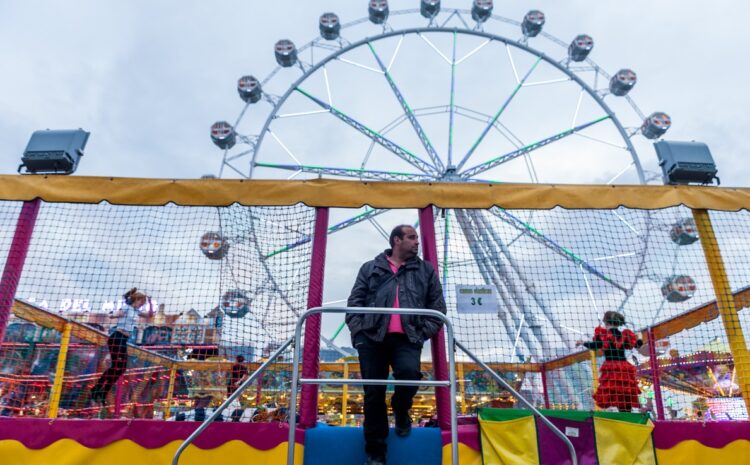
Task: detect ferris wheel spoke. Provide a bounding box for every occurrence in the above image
[222,160,250,179]
[265,208,390,258]
[456,57,542,171]
[294,86,439,175]
[488,207,629,293]
[416,32,453,64]
[469,210,575,349]
[453,209,529,359]
[574,132,628,150]
[253,162,435,182]
[448,31,457,167]
[460,115,611,178]
[606,162,636,184]
[367,41,445,172]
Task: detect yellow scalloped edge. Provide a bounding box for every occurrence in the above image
[655,439,750,463]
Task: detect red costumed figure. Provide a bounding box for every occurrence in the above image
[577,311,643,412]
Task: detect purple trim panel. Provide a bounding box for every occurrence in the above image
[441,424,480,451]
[537,417,597,465]
[0,418,305,450]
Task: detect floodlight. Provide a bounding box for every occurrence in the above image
[19,129,89,175]
[655,140,719,185]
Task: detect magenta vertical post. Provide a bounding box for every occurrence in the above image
[418,206,451,430]
[540,364,550,410]
[298,207,329,428]
[256,373,263,407]
[647,328,665,420]
[0,198,41,343]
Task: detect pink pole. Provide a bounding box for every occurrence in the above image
[540,364,550,410]
[0,198,41,343]
[647,328,665,420]
[298,207,329,428]
[418,206,451,430]
[256,372,263,407]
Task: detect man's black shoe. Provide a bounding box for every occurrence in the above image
[365,454,386,465]
[394,411,412,438]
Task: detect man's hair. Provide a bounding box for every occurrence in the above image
[236,355,245,363]
[389,224,412,248]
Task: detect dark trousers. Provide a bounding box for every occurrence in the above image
[93,331,129,399]
[355,332,423,459]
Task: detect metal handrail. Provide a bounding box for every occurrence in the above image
[287,306,458,465]
[455,340,578,465]
[172,336,294,465]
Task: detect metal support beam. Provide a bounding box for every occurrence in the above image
[47,322,72,418]
[646,328,665,420]
[692,208,750,412]
[163,365,177,420]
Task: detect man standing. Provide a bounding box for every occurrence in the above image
[347,225,447,465]
[227,355,249,397]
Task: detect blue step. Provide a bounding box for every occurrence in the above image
[303,424,442,465]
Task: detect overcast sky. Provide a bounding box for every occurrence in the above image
[1,0,748,185]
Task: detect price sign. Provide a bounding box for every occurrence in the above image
[455,285,498,314]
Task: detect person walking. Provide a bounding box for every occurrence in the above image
[91,288,153,406]
[576,311,643,412]
[347,225,447,465]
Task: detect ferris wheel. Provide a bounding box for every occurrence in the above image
[203,1,700,364]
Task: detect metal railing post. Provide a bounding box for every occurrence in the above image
[340,362,349,426]
[456,340,578,465]
[286,307,458,465]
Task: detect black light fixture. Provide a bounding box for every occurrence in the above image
[19,129,89,175]
[655,140,719,185]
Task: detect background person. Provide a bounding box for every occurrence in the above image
[576,310,643,412]
[90,288,153,406]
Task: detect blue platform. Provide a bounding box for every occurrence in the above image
[303,424,442,465]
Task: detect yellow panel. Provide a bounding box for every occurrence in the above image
[480,417,540,465]
[442,442,483,465]
[594,417,655,465]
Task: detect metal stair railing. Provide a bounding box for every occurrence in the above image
[287,306,458,465]
[455,340,578,465]
[173,306,578,465]
[172,337,294,465]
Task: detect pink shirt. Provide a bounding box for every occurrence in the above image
[387,259,404,333]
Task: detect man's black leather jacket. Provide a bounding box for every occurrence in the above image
[346,250,447,344]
